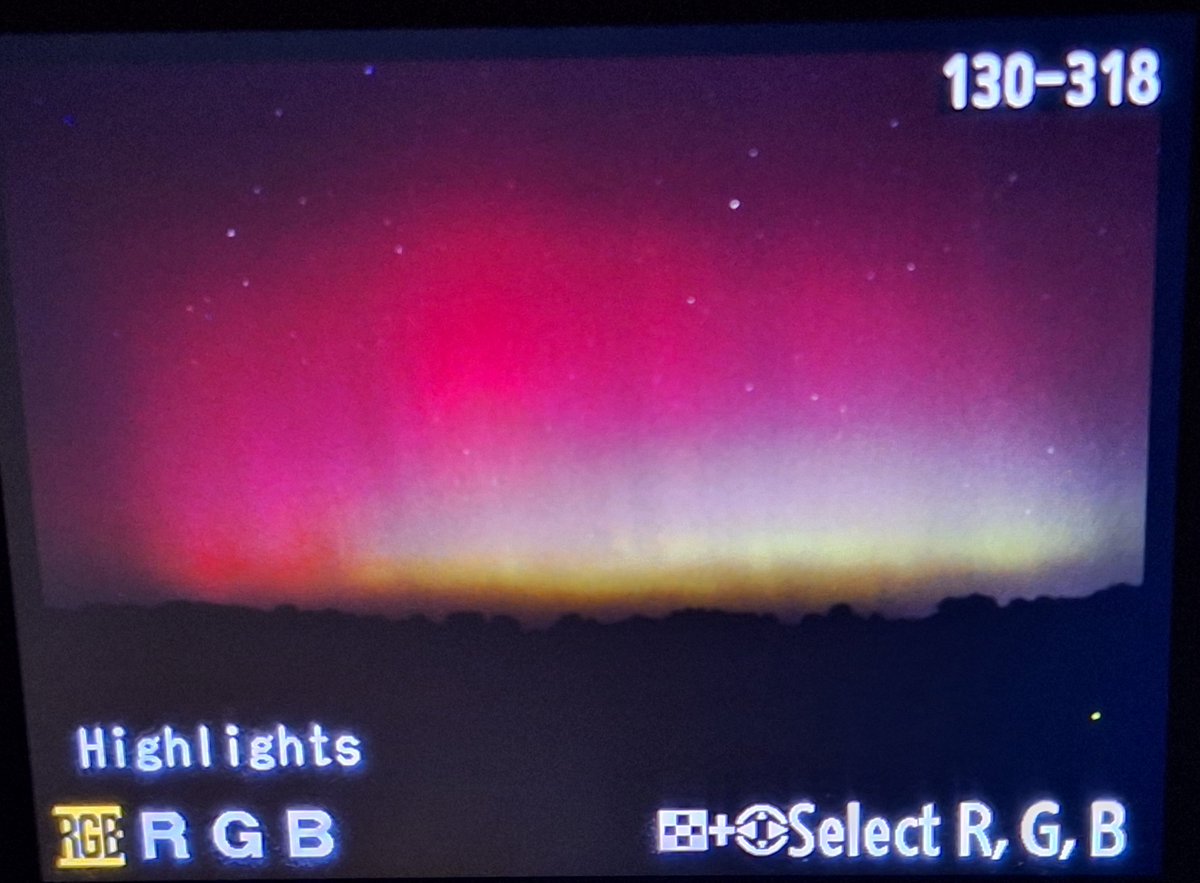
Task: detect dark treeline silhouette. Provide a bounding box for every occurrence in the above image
[20,583,1168,876]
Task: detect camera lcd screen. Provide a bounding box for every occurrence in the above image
[0,14,1195,878]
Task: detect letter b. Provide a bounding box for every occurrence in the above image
[286,809,335,859]
[1090,800,1127,858]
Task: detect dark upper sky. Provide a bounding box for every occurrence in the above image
[0,49,1162,620]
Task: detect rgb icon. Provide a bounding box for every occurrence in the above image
[52,804,126,869]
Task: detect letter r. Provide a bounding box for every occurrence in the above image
[140,810,190,861]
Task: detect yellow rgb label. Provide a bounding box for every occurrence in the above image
[51,804,126,869]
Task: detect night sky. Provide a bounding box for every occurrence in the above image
[1,51,1162,621]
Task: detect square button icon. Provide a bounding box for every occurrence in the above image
[657,809,709,852]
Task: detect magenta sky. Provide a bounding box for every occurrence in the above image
[1,51,1161,620]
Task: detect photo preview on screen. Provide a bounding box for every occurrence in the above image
[0,12,1193,879]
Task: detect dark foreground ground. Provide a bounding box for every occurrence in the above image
[18,582,1170,877]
